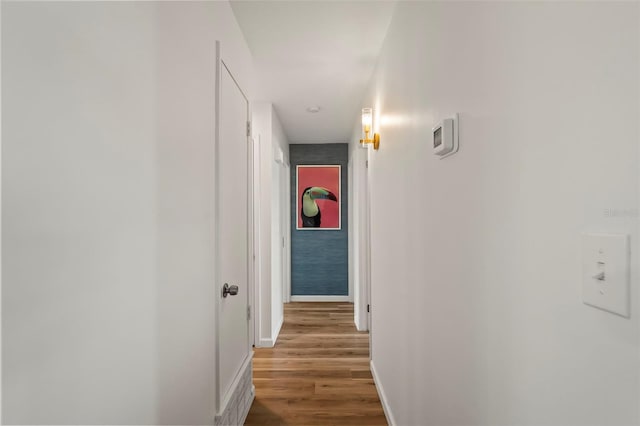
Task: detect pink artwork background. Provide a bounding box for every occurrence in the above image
[297,166,340,229]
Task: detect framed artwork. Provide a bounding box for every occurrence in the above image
[296,165,341,230]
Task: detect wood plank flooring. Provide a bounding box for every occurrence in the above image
[244,302,387,426]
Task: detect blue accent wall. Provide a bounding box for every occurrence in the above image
[290,144,348,296]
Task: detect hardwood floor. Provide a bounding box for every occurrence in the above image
[244,302,387,426]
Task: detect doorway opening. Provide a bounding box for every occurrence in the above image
[251,137,372,346]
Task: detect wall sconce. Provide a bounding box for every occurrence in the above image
[360,107,380,150]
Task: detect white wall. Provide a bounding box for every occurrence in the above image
[253,102,288,347]
[353,2,640,425]
[2,2,252,424]
[349,162,358,305]
[253,102,270,347]
[351,140,370,331]
[271,111,288,337]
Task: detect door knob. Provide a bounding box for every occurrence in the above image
[222,283,239,298]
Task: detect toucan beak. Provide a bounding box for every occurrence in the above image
[310,187,337,202]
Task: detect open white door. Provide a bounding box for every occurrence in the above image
[215,42,252,423]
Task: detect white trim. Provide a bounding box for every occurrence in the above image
[273,306,284,344]
[252,134,261,347]
[370,360,396,426]
[349,149,356,326]
[363,146,371,333]
[0,2,4,420]
[248,128,256,348]
[352,144,370,332]
[213,39,222,415]
[257,312,284,348]
[0,0,4,418]
[283,161,292,303]
[253,133,262,347]
[365,147,372,348]
[258,338,276,348]
[290,295,351,302]
[347,156,354,310]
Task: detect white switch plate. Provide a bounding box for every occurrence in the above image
[581,233,630,317]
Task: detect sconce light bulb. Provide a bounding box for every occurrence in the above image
[362,108,373,128]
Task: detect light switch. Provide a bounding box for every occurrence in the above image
[581,233,630,317]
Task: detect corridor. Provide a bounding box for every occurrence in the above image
[245,303,386,425]
[3,1,640,425]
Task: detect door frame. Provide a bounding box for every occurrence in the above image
[273,148,284,308]
[364,148,372,354]
[361,147,372,334]
[282,159,292,304]
[351,145,372,333]
[251,134,261,347]
[213,40,254,415]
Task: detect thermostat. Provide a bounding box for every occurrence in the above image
[433,114,459,158]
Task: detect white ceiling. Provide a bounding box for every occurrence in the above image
[230,1,396,144]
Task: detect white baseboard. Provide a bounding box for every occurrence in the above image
[273,314,283,344]
[257,314,284,348]
[290,295,352,302]
[355,318,368,332]
[354,310,369,331]
[258,337,275,347]
[370,360,396,426]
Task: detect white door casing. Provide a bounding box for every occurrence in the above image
[249,134,256,348]
[365,148,372,356]
[283,162,291,304]
[252,134,261,347]
[271,152,283,315]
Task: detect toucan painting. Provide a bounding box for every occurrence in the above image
[301,187,338,227]
[296,165,341,229]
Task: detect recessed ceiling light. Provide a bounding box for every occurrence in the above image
[306,106,321,113]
